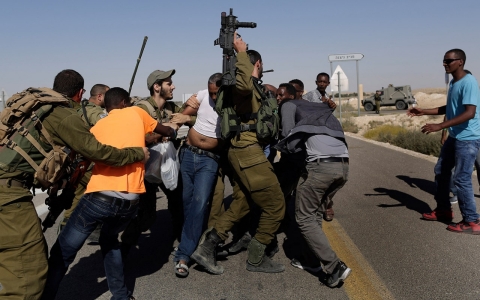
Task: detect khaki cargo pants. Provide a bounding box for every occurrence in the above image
[0,186,48,300]
[208,152,234,228]
[214,145,285,245]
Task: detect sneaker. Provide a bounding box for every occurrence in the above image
[449,196,458,204]
[447,219,480,235]
[290,258,322,273]
[326,261,351,288]
[422,208,453,222]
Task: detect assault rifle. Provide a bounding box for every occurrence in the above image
[214,8,256,86]
[42,157,90,232]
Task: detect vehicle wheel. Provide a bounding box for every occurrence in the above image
[395,101,407,110]
[364,102,374,111]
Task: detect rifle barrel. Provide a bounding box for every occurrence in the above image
[128,36,148,96]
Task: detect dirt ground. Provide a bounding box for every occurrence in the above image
[341,90,448,135]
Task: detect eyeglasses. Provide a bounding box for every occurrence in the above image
[81,88,86,94]
[443,58,461,65]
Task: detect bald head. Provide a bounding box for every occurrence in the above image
[263,84,277,94]
[89,84,109,107]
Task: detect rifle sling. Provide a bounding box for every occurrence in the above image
[81,100,94,127]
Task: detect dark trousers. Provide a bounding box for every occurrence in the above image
[295,160,348,274]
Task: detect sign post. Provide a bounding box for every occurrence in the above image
[328,53,364,116]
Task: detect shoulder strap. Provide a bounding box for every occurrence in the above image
[252,79,267,102]
[136,99,157,120]
[81,100,93,127]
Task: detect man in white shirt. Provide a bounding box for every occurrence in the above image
[173,73,222,277]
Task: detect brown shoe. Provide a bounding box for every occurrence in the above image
[324,208,334,222]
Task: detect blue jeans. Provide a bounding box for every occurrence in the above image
[434,136,480,222]
[174,146,219,264]
[42,193,138,300]
[448,149,480,196]
[450,171,457,196]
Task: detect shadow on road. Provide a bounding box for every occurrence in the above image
[396,175,436,195]
[124,209,176,292]
[56,248,109,299]
[367,187,432,216]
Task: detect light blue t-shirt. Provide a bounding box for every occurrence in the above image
[446,74,480,140]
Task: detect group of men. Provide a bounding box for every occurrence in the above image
[181,34,352,288]
[0,33,356,299]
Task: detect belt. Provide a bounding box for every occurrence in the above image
[315,157,349,163]
[91,192,139,209]
[0,178,32,189]
[183,144,220,162]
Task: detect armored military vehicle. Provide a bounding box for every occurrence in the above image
[361,85,414,111]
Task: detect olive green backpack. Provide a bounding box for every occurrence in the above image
[215,80,279,143]
[0,87,72,188]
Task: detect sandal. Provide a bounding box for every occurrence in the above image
[174,262,189,278]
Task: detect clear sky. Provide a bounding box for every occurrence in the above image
[1,0,479,101]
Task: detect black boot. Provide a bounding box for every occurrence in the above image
[228,231,252,254]
[191,228,224,275]
[265,235,279,258]
[246,238,285,273]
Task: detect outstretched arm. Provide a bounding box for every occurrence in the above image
[422,105,476,134]
[407,105,446,117]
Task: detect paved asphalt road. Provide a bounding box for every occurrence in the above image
[34,134,480,300]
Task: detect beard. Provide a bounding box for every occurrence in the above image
[160,88,173,100]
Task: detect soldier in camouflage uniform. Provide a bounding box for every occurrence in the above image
[121,70,196,256]
[374,90,382,114]
[192,36,286,275]
[0,70,146,300]
[60,84,109,234]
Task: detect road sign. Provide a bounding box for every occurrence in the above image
[328,53,364,62]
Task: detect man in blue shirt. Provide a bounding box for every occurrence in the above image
[408,48,480,234]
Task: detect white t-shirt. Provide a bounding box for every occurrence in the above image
[192,89,221,138]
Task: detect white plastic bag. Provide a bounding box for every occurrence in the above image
[144,143,163,184]
[160,141,180,190]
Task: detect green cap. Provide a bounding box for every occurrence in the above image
[147,69,175,89]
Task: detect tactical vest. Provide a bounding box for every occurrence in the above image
[215,80,279,143]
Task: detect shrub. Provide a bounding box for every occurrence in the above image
[364,125,441,156]
[341,117,359,133]
[368,120,384,129]
[363,125,407,140]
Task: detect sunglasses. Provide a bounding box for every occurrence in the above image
[443,58,461,65]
